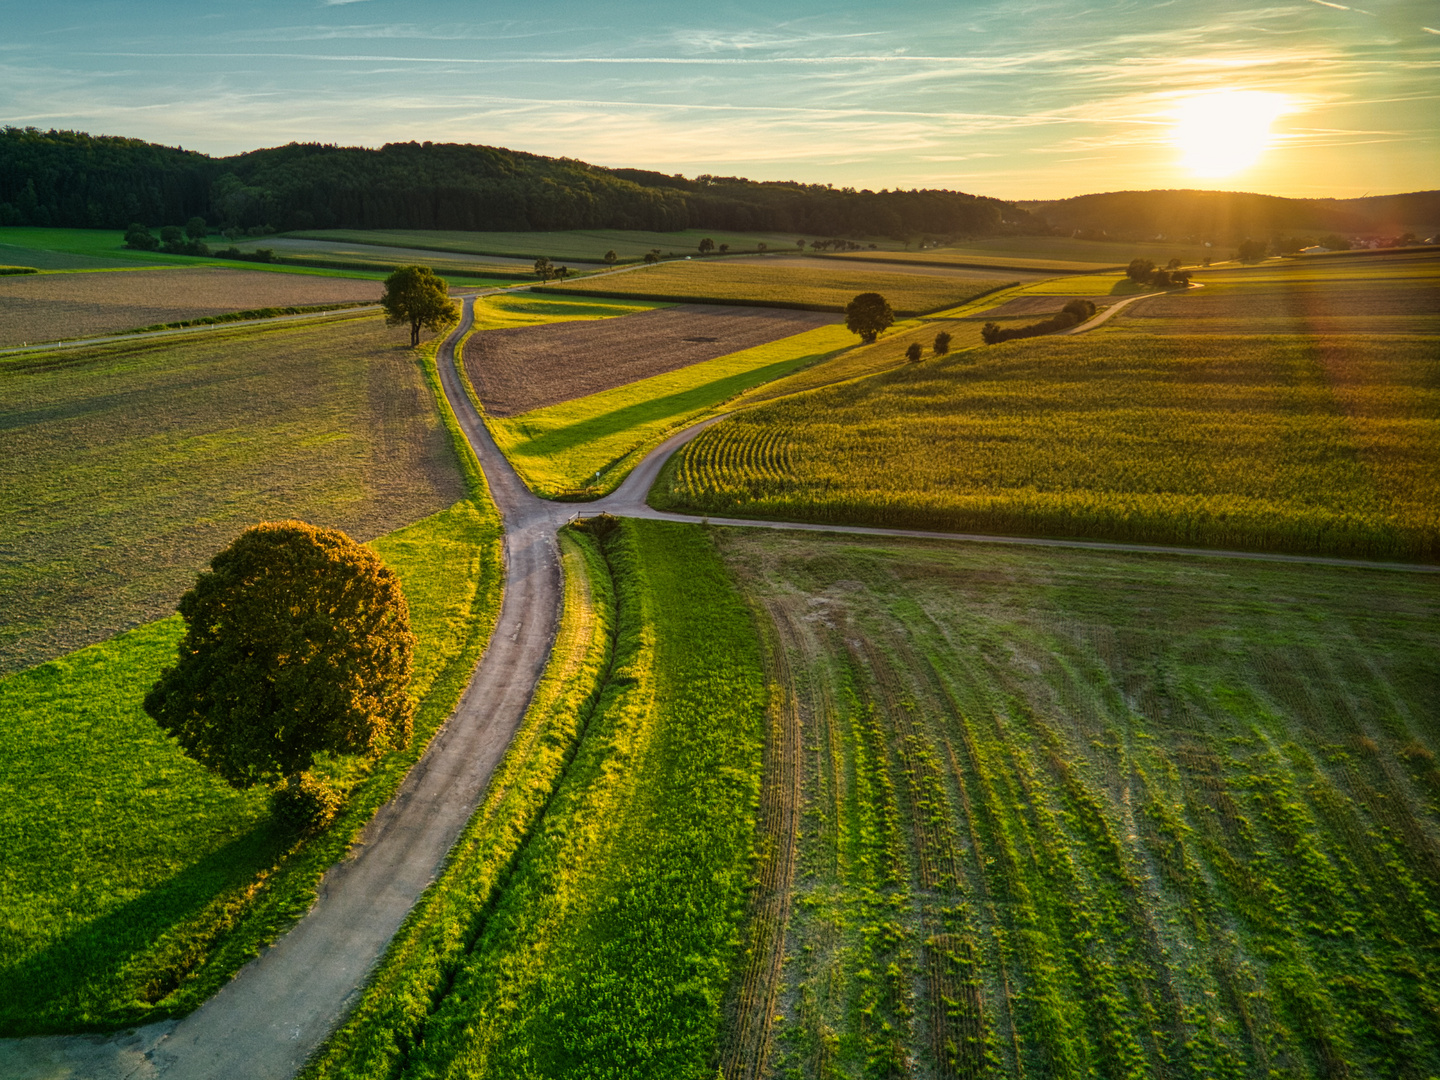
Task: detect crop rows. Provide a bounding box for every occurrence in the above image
[656,333,1440,561]
[716,529,1440,1078]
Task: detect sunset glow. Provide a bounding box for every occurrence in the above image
[1172,91,1292,178]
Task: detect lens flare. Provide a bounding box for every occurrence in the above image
[1172,91,1290,177]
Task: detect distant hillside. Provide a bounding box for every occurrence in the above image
[1024,189,1440,242]
[0,127,1022,239]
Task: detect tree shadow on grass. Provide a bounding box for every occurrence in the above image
[0,821,290,1037]
[508,349,843,465]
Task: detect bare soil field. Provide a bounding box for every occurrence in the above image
[0,267,383,346]
[463,303,836,416]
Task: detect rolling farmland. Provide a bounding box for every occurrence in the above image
[0,329,505,1034]
[1,316,464,675]
[714,528,1440,1080]
[655,253,1440,562]
[538,260,1013,314]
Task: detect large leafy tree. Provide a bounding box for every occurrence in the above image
[844,292,894,344]
[144,521,416,787]
[380,265,458,346]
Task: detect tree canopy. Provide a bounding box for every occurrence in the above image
[143,520,416,788]
[844,292,895,344]
[380,265,458,345]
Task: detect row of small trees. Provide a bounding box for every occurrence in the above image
[1126,258,1191,287]
[981,299,1096,345]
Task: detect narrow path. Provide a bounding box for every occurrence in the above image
[1060,282,1199,335]
[0,299,567,1080]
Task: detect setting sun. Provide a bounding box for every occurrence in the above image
[1172,90,1291,177]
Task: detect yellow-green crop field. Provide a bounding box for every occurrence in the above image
[537,260,1013,314]
[655,333,1440,561]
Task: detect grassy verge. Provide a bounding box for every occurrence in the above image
[718,528,1440,1079]
[485,323,855,497]
[537,262,1011,315]
[0,332,505,1035]
[119,301,374,335]
[654,333,1440,561]
[336,518,765,1079]
[304,524,613,1079]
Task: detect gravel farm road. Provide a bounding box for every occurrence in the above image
[6,289,1435,1080]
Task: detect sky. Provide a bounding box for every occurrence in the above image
[2,0,1437,200]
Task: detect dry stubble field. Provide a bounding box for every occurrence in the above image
[463,303,836,416]
[0,267,384,347]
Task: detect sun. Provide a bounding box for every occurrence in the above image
[1171,90,1290,177]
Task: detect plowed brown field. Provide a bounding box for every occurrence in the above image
[0,267,382,346]
[463,303,836,416]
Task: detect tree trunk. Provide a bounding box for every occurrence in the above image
[411,319,420,346]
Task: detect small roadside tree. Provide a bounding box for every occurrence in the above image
[905,342,923,362]
[757,242,768,253]
[933,330,952,355]
[381,265,459,346]
[795,239,806,251]
[533,256,554,281]
[185,216,208,240]
[603,249,618,265]
[698,238,715,254]
[845,292,894,344]
[144,521,416,795]
[718,243,729,254]
[124,222,158,251]
[644,251,660,265]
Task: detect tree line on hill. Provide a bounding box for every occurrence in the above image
[0,127,1025,239]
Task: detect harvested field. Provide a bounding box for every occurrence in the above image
[537,261,1012,315]
[0,267,382,346]
[0,316,465,674]
[463,302,836,416]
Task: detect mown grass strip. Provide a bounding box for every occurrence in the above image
[374,518,765,1079]
[303,525,614,1080]
[0,330,505,1035]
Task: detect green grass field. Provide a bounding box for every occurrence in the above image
[537,261,1013,314]
[825,235,1217,272]
[654,333,1440,561]
[1,316,468,675]
[0,336,505,1034]
[291,227,871,264]
[714,528,1440,1079]
[307,518,765,1079]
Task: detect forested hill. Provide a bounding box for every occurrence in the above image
[1024,188,1440,241]
[0,127,1021,237]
